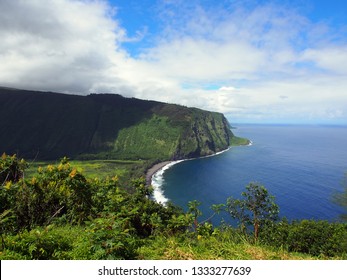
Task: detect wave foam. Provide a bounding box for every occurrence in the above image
[151,145,245,205]
[151,160,184,205]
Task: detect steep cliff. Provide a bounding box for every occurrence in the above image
[0,87,237,160]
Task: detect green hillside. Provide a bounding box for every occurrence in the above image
[0,87,239,161]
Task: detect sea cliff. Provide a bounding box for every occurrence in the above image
[0,87,238,161]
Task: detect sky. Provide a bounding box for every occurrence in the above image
[0,0,347,124]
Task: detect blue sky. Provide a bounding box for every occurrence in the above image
[0,0,346,124]
[114,0,347,53]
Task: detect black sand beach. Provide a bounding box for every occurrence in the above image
[145,161,172,185]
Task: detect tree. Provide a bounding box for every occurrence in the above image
[226,183,279,240]
[188,200,202,230]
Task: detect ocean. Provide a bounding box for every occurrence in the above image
[151,124,347,223]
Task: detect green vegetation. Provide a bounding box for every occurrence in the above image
[2,88,343,260]
[26,159,146,183]
[226,183,279,240]
[112,115,181,161]
[0,88,238,161]
[260,219,347,257]
[230,136,250,146]
[137,228,321,260]
[1,154,346,260]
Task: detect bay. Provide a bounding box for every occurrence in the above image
[152,124,347,223]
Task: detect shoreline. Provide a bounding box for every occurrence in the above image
[146,142,251,204]
[145,161,173,186]
[145,135,252,187]
[145,145,236,186]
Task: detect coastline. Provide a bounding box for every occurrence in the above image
[145,134,251,187]
[145,145,236,187]
[145,161,173,186]
[145,140,251,204]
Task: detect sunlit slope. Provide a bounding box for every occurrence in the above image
[0,87,235,160]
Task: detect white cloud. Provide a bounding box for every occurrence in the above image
[219,86,237,92]
[0,0,129,93]
[302,47,347,75]
[0,0,346,123]
[133,1,347,123]
[139,38,266,82]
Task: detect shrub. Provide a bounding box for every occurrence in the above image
[85,215,140,260]
[0,225,77,260]
[13,158,94,229]
[0,153,27,185]
[260,219,347,257]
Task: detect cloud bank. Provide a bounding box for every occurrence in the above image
[0,0,346,123]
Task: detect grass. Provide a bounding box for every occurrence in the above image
[1,225,327,260]
[137,229,321,260]
[25,159,146,181]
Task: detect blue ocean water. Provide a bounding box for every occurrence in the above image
[152,124,347,223]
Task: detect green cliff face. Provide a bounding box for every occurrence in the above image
[0,88,236,161]
[170,109,233,159]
